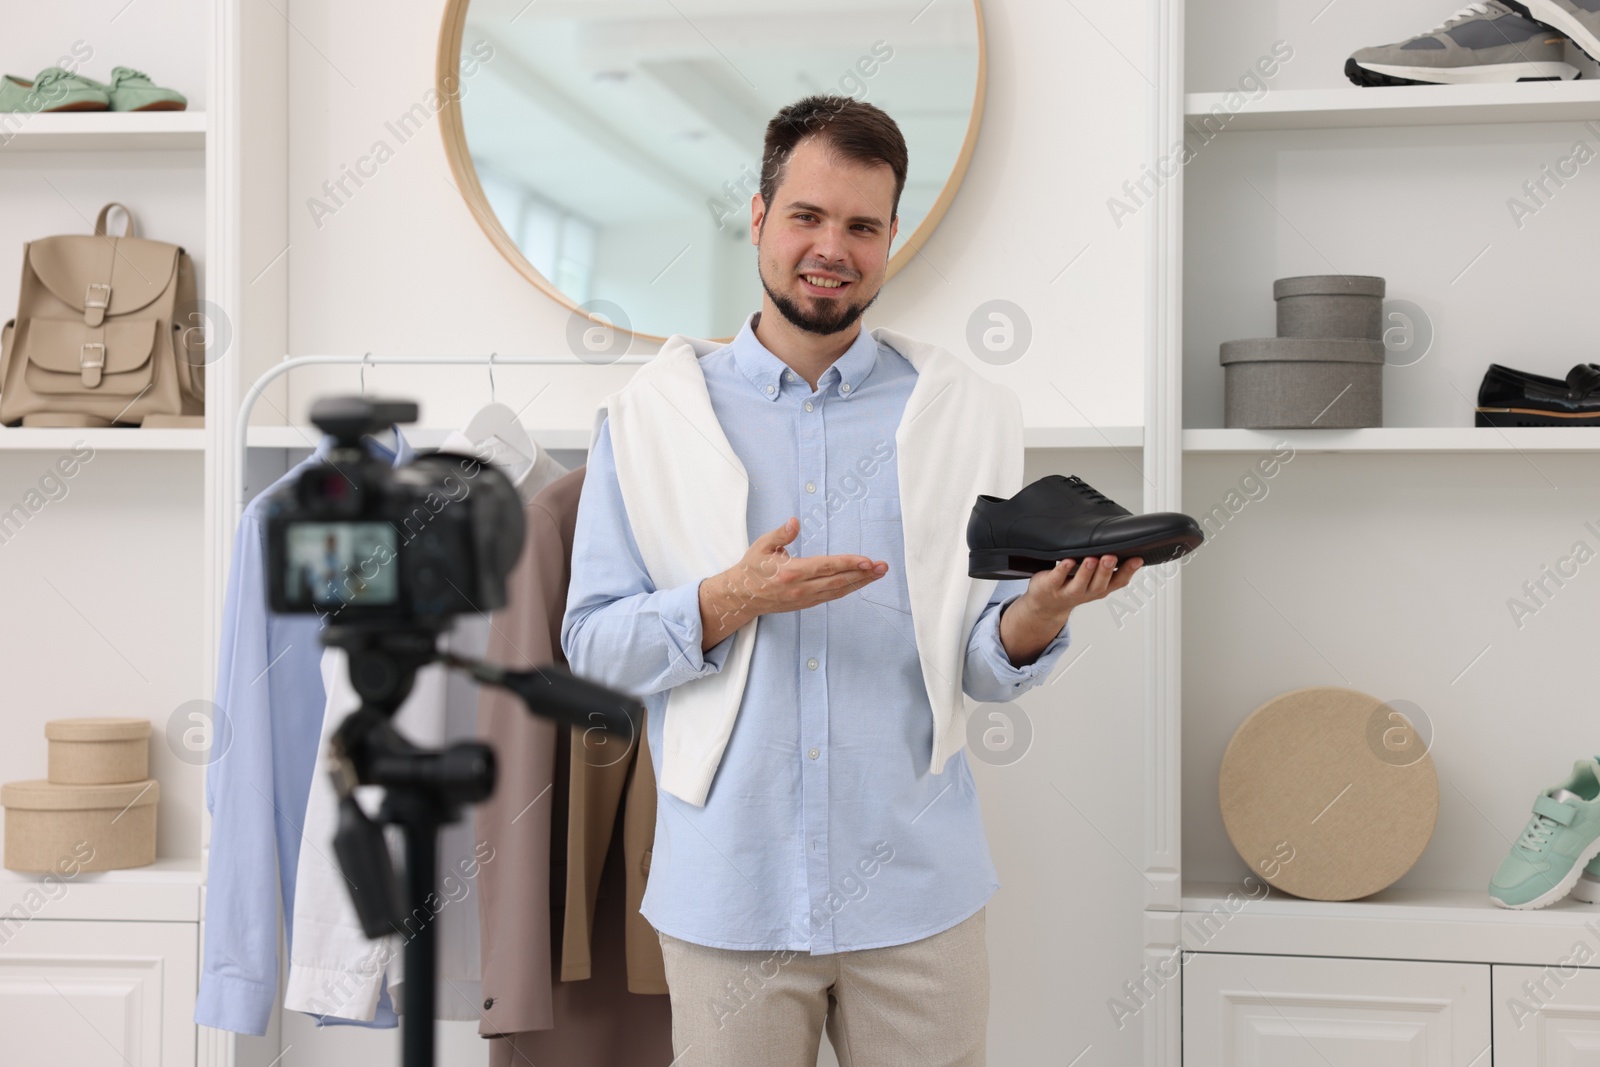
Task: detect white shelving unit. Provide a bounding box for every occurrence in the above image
[1161,2,1600,1063]
[0,110,207,152]
[1183,426,1600,452]
[1187,80,1600,131]
[0,427,207,451]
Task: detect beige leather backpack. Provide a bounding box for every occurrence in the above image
[0,203,205,427]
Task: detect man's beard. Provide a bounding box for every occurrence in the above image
[758,252,880,336]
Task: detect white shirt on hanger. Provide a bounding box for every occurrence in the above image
[283,428,568,1022]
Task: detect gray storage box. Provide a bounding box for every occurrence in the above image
[1274,275,1385,340]
[1220,338,1384,428]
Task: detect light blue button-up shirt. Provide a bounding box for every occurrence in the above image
[563,312,1071,954]
[197,432,412,1034]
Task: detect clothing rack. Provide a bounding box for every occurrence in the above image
[235,352,652,516]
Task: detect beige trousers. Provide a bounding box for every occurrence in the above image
[656,907,989,1067]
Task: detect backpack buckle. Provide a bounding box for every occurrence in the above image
[80,342,105,388]
[84,282,111,327]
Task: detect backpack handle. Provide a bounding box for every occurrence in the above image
[94,203,136,239]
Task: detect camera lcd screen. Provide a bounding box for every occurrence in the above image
[284,522,398,607]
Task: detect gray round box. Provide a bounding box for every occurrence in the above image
[1274,275,1385,340]
[1220,338,1384,429]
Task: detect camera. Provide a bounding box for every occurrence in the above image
[262,396,525,629]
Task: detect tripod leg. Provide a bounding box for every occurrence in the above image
[401,819,439,1067]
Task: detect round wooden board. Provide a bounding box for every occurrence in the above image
[1219,686,1438,901]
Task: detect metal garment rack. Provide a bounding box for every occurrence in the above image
[235,352,652,517]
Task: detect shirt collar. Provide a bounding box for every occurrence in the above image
[311,425,416,467]
[732,311,879,403]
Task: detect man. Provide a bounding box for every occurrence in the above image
[562,96,1140,1067]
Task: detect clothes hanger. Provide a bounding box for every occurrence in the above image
[355,351,401,454]
[460,352,537,483]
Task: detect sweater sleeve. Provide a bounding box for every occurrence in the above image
[561,416,735,697]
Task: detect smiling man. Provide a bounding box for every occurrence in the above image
[562,95,1139,1067]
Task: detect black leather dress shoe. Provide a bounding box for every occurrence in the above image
[1477,362,1600,427]
[967,475,1204,580]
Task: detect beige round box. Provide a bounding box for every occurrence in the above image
[1219,686,1437,901]
[45,717,150,784]
[1,778,159,872]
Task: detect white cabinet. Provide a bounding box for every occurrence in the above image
[0,920,197,1067]
[1495,965,1600,1065]
[1183,953,1490,1067]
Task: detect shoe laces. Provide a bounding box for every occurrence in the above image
[1066,476,1113,506]
[1518,805,1561,853]
[1422,2,1504,35]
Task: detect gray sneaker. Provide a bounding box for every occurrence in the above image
[1518,0,1600,62]
[1346,2,1578,85]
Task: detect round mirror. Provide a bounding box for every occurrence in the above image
[438,0,986,344]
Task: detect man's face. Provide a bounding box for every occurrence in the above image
[751,135,900,336]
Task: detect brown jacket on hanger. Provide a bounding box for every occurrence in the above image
[475,466,670,1065]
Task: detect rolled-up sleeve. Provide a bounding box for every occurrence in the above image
[561,416,735,697]
[961,582,1072,703]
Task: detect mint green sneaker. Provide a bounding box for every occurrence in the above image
[1571,853,1600,904]
[76,67,186,112]
[0,68,110,113]
[1489,758,1600,910]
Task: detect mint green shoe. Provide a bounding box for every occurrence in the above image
[1489,758,1600,910]
[1572,854,1600,904]
[76,67,186,112]
[0,68,110,112]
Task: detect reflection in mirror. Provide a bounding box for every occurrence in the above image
[448,0,983,341]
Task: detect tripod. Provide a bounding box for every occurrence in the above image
[322,624,642,1067]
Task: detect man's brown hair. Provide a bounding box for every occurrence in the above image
[759,95,908,226]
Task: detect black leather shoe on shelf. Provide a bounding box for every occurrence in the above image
[967,475,1205,580]
[1476,362,1600,427]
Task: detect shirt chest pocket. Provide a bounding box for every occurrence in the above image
[857,497,912,616]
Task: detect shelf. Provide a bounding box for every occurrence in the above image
[0,110,206,152]
[0,427,204,452]
[1183,881,1600,968]
[248,425,1146,451]
[1183,427,1600,453]
[1186,82,1600,132]
[0,856,201,923]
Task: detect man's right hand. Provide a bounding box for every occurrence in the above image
[698,516,888,651]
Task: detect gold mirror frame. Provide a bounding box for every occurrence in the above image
[436,0,988,345]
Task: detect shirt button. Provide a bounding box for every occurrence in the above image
[804,401,814,412]
[786,372,796,382]
[807,657,818,670]
[805,481,815,493]
[808,747,819,760]
[765,384,774,394]
[841,383,851,393]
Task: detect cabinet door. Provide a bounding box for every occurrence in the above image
[1495,964,1600,1065]
[1183,953,1490,1067]
[0,919,196,1067]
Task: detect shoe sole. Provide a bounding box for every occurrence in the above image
[1521,0,1600,63]
[969,532,1203,580]
[1572,873,1600,903]
[1345,57,1580,86]
[1491,831,1600,910]
[1477,407,1600,427]
[122,101,187,112]
[35,100,111,112]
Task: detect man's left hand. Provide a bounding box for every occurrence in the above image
[1021,554,1144,627]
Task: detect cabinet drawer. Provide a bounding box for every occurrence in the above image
[1495,963,1600,1065]
[1183,953,1490,1067]
[0,919,196,1067]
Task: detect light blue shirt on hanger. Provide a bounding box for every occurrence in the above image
[563,313,1072,954]
[196,431,413,1035]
